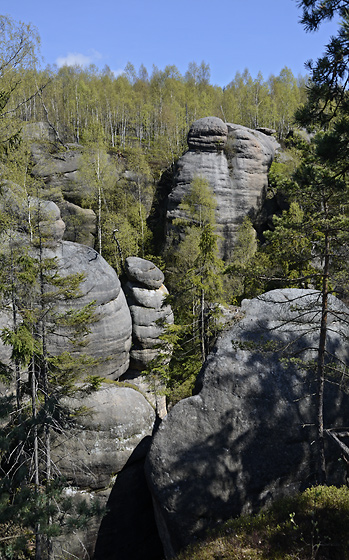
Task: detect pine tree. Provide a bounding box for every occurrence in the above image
[247,132,349,483]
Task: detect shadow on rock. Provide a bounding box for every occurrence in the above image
[94,436,164,560]
[145,289,349,558]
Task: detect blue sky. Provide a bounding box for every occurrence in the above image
[5,0,340,87]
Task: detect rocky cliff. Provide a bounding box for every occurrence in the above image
[23,122,98,246]
[44,240,133,378]
[145,289,349,558]
[165,116,280,259]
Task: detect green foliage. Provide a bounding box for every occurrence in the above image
[0,15,41,156]
[1,324,37,366]
[158,177,226,402]
[176,176,216,229]
[177,485,349,560]
[0,477,104,559]
[224,217,259,303]
[146,322,202,404]
[263,201,319,286]
[4,56,307,173]
[295,4,349,134]
[235,136,349,297]
[0,177,100,557]
[78,134,155,266]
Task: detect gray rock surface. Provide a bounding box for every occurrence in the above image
[37,199,66,242]
[126,283,169,310]
[51,384,157,558]
[30,141,84,204]
[0,182,66,242]
[125,256,165,289]
[25,125,97,246]
[0,183,131,379]
[166,117,280,260]
[187,116,228,151]
[23,121,57,143]
[60,200,96,246]
[124,258,174,370]
[45,241,132,379]
[146,289,349,558]
[52,383,156,489]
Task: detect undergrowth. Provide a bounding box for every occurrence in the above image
[177,485,349,560]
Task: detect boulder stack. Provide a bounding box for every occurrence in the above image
[51,383,157,559]
[187,116,228,151]
[124,257,174,370]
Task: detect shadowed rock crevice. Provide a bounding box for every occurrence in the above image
[94,437,164,560]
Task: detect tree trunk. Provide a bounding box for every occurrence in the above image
[316,229,330,484]
[200,288,205,362]
[31,356,41,560]
[38,200,53,560]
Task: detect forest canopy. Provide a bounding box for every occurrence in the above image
[5,59,307,171]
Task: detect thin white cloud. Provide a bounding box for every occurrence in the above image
[56,50,102,68]
[111,68,124,78]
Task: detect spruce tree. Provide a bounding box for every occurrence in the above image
[0,173,101,559]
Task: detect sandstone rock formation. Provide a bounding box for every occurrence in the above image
[45,240,132,379]
[59,200,96,246]
[0,163,168,558]
[51,383,157,559]
[24,123,96,247]
[124,257,174,370]
[166,116,280,259]
[29,136,84,204]
[24,122,98,245]
[0,182,66,242]
[52,383,155,489]
[146,289,349,558]
[30,139,99,246]
[0,181,133,379]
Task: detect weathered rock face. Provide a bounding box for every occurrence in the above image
[0,180,132,378]
[166,117,280,260]
[0,177,164,557]
[29,139,99,246]
[24,122,98,246]
[51,383,157,559]
[146,289,349,558]
[187,116,228,151]
[52,384,155,489]
[0,182,66,242]
[59,200,96,246]
[29,139,85,205]
[124,257,174,370]
[45,241,132,379]
[125,256,165,289]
